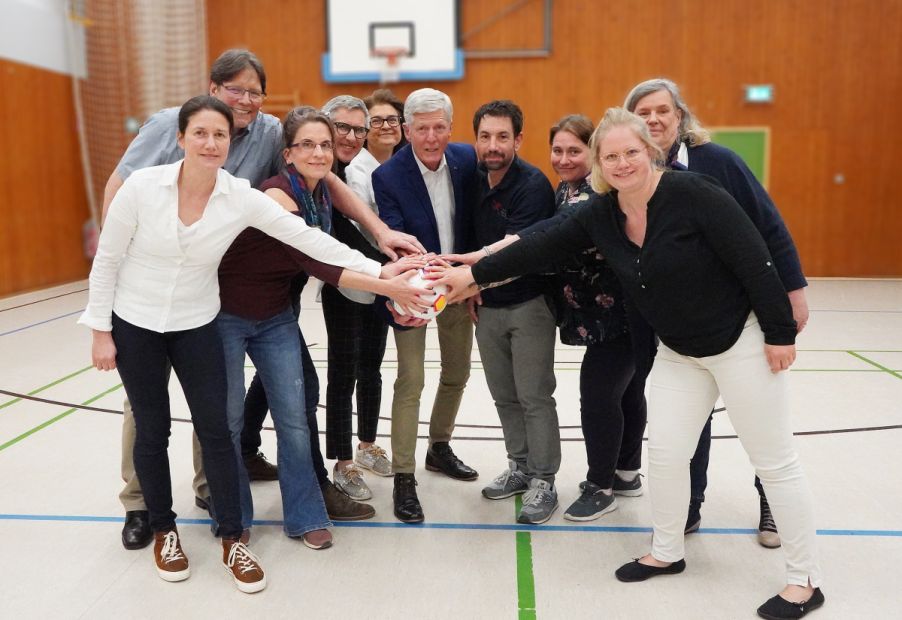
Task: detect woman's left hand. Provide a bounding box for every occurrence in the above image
[381,254,431,279]
[764,344,796,373]
[92,330,117,371]
[426,264,479,304]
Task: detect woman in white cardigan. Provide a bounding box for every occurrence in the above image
[79,96,383,593]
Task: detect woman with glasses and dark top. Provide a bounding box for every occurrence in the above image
[217,106,428,551]
[80,96,390,593]
[440,114,647,521]
[433,108,824,620]
[624,78,809,546]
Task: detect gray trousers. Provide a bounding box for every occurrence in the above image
[475,295,560,482]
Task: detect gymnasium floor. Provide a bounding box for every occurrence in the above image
[1,278,900,619]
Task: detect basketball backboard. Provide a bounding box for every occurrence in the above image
[322,0,463,83]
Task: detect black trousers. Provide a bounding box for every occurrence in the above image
[580,336,647,487]
[112,314,242,537]
[321,283,389,461]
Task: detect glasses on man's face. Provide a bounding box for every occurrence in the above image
[290,140,334,153]
[333,121,368,139]
[369,115,401,129]
[600,147,645,168]
[221,85,265,103]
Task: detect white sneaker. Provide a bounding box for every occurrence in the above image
[517,478,559,524]
[355,444,393,477]
[333,463,373,500]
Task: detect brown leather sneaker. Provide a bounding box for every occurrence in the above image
[153,528,190,582]
[243,451,279,481]
[301,528,333,550]
[222,538,266,593]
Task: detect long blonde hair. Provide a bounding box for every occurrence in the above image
[589,108,664,194]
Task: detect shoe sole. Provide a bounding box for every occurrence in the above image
[328,508,376,521]
[615,562,686,582]
[394,512,425,524]
[563,498,618,522]
[757,533,782,549]
[481,488,528,500]
[355,458,395,477]
[228,571,267,594]
[302,537,334,550]
[684,520,701,534]
[122,535,153,550]
[157,566,190,582]
[425,463,478,481]
[517,503,559,525]
[613,487,643,497]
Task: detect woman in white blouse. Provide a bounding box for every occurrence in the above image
[79,96,383,593]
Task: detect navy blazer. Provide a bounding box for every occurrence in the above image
[372,142,477,254]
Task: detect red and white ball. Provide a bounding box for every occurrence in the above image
[393,268,448,320]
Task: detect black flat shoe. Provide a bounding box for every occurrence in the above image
[393,473,424,523]
[757,588,825,620]
[425,442,478,481]
[615,558,686,582]
[121,510,152,550]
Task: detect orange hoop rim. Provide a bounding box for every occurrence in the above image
[371,46,410,66]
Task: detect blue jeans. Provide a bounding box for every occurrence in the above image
[217,308,330,536]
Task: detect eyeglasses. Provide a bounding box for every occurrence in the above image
[369,115,401,128]
[289,140,334,153]
[333,121,368,139]
[600,147,646,167]
[220,85,266,102]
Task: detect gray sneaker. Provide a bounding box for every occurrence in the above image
[482,461,530,500]
[564,480,617,522]
[517,478,558,524]
[613,473,643,497]
[355,444,393,477]
[333,464,372,501]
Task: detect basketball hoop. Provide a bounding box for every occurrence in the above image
[372,46,408,85]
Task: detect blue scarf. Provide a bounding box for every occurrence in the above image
[282,163,332,234]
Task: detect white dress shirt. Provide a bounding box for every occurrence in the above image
[79,160,381,333]
[413,150,456,254]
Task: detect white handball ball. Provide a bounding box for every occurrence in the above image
[393,268,448,320]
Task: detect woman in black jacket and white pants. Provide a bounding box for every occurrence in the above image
[432,108,824,620]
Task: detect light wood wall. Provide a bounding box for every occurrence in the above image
[0,59,91,296]
[208,0,902,277]
[2,1,899,297]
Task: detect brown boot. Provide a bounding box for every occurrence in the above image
[321,480,375,521]
[153,528,190,582]
[222,538,266,593]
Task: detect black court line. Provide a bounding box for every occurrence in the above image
[0,288,88,313]
[3,388,900,440]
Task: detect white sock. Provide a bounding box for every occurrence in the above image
[615,469,640,482]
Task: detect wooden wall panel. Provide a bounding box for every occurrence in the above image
[208,0,902,276]
[0,59,91,297]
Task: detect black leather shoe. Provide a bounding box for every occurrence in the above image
[757,588,824,620]
[243,450,279,481]
[194,495,213,519]
[393,473,424,523]
[425,442,478,481]
[685,499,702,534]
[615,558,686,582]
[121,510,152,550]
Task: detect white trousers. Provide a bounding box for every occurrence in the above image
[647,314,822,587]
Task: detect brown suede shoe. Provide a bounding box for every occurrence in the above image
[321,480,375,521]
[243,451,279,481]
[222,538,266,594]
[153,528,190,582]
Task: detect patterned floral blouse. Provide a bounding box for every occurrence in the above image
[552,177,629,346]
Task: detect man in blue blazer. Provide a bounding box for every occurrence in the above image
[373,88,479,523]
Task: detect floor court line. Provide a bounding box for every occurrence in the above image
[1,514,900,537]
[0,309,82,337]
[847,351,902,380]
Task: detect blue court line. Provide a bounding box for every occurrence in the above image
[2,514,900,537]
[0,310,82,337]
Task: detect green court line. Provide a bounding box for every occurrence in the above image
[0,383,123,452]
[0,365,94,411]
[847,351,902,380]
[514,495,537,620]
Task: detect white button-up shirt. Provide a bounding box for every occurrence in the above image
[413,151,456,254]
[79,161,381,333]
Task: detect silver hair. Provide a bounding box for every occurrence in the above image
[623,78,710,147]
[403,88,453,126]
[321,95,370,127]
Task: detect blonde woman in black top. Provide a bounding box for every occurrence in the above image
[433,108,824,620]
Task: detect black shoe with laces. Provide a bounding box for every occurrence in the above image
[757,493,781,548]
[425,442,478,481]
[393,473,424,523]
[685,499,702,534]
